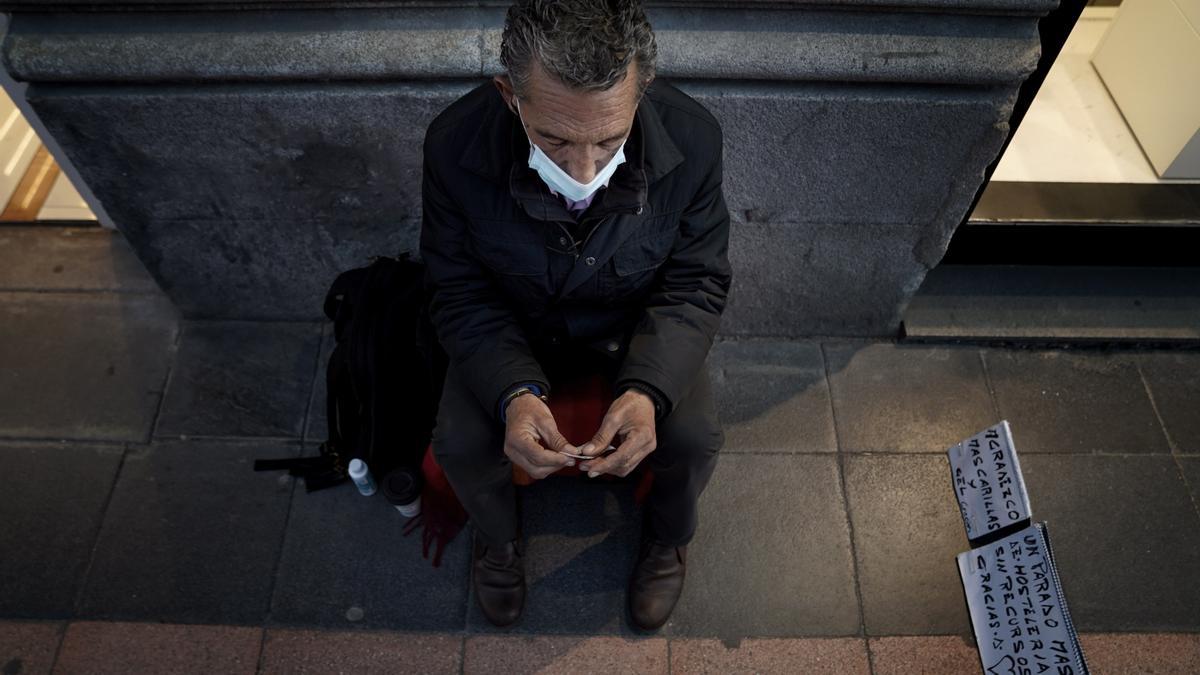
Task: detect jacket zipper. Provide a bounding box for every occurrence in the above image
[575,214,615,259]
[554,221,581,261]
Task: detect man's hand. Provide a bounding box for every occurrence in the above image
[504,394,577,480]
[578,389,657,478]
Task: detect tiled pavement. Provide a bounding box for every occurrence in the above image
[2,227,1199,673]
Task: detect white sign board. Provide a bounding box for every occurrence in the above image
[948,421,1032,544]
[957,522,1088,675]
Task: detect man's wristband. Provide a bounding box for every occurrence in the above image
[619,381,667,421]
[500,383,547,423]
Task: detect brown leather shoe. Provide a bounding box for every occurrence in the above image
[628,537,687,631]
[472,531,525,627]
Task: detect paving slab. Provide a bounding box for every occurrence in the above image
[842,454,971,636]
[466,477,645,635]
[53,621,261,675]
[1138,351,1200,454]
[156,321,321,439]
[983,349,1169,454]
[0,442,123,618]
[824,343,996,453]
[666,454,860,638]
[868,635,979,675]
[270,477,470,632]
[0,227,157,293]
[1021,454,1200,632]
[669,637,869,675]
[0,292,177,442]
[0,621,62,675]
[77,440,296,624]
[1077,633,1200,674]
[463,635,666,675]
[709,340,837,453]
[262,628,461,674]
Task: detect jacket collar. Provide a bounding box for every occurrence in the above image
[458,83,685,194]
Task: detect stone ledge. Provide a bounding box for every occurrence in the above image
[0,0,1062,14]
[23,77,1008,329]
[4,4,1044,86]
[2,8,491,83]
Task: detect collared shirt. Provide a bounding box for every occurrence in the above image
[562,190,598,215]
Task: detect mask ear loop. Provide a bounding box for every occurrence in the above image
[513,97,538,161]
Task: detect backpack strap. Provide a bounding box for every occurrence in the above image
[253,442,347,492]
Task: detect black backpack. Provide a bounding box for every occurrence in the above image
[255,253,447,491]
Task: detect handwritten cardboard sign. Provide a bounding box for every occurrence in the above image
[957,522,1088,675]
[948,421,1032,545]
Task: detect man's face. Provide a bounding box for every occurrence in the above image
[496,62,643,185]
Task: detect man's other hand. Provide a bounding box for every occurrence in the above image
[504,394,577,480]
[578,389,657,478]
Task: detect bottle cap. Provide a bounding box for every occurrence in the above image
[348,458,368,480]
[382,468,422,506]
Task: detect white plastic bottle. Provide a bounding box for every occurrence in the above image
[348,458,377,496]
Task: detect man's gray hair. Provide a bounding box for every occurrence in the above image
[500,0,658,96]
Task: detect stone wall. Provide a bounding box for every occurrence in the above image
[0,0,1055,336]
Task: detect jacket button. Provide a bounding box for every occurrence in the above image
[559,236,569,246]
[636,206,644,215]
[605,341,620,352]
[585,256,596,266]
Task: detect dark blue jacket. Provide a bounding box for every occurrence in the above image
[419,79,732,422]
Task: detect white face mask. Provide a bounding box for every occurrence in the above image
[515,97,627,203]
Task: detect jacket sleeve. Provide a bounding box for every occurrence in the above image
[614,132,733,417]
[419,137,550,421]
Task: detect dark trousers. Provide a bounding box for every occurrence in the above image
[432,348,723,548]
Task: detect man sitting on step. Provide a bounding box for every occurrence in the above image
[420,0,732,630]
